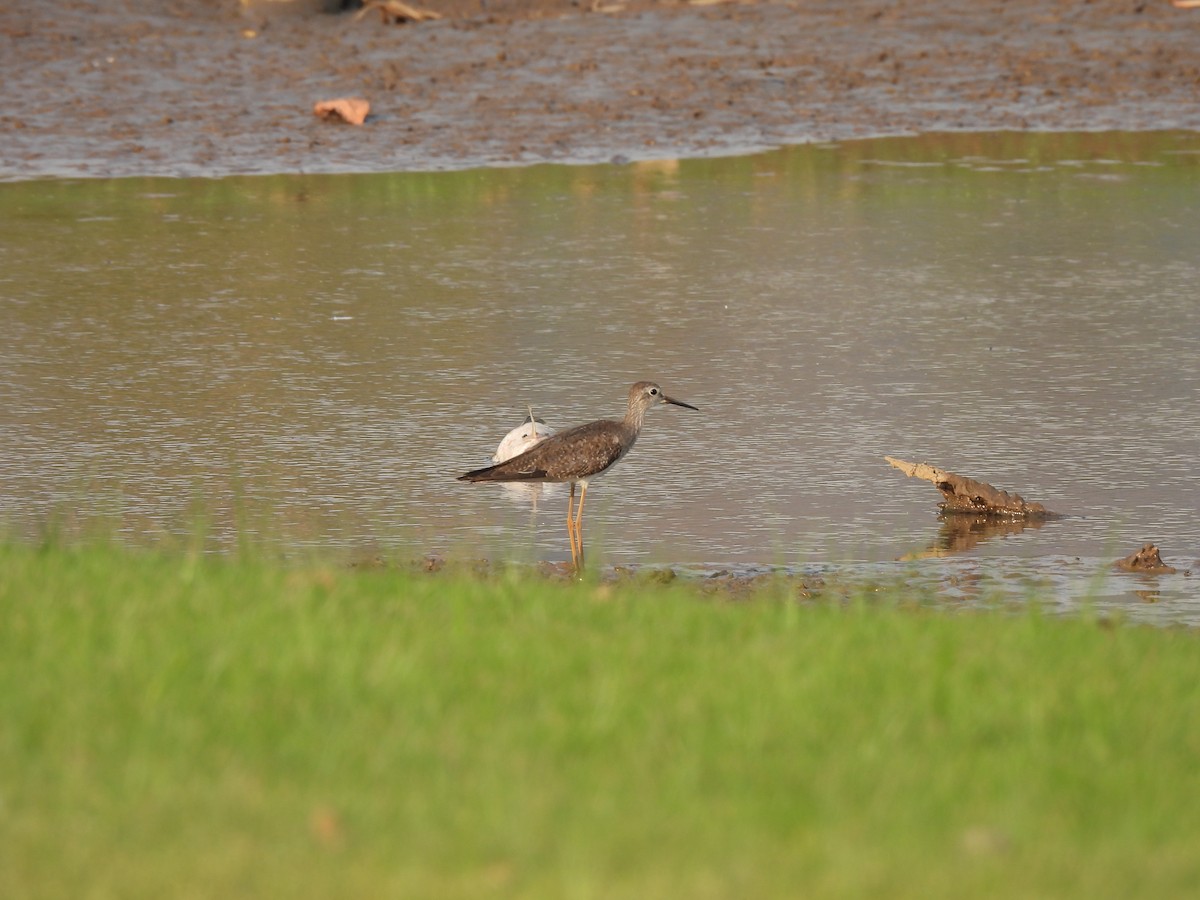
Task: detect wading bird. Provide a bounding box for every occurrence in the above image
[458,381,698,570]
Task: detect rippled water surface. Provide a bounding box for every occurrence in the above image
[2,133,1198,620]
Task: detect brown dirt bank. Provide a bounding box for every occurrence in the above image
[2,0,1199,180]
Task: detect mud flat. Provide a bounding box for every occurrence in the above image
[3,0,1199,180]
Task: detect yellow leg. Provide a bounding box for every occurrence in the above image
[566,482,578,567]
[573,482,589,570]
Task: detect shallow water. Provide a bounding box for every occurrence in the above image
[2,132,1198,620]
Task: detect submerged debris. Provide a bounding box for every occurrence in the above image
[1114,543,1178,575]
[885,456,1058,519]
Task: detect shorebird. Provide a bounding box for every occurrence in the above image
[458,381,698,569]
[493,407,555,463]
[492,407,558,516]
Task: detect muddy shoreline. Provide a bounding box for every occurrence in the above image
[3,0,1199,180]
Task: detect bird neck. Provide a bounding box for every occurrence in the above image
[623,405,647,435]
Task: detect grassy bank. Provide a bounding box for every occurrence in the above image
[2,542,1198,898]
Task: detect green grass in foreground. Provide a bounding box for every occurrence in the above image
[2,543,1199,899]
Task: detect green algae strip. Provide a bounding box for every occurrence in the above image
[2,541,1199,899]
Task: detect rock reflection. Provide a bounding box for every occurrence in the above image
[900,514,1048,560]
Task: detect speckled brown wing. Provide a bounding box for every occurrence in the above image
[458,420,627,483]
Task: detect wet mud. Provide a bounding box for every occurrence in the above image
[362,548,1194,624]
[1115,543,1179,574]
[3,0,1200,179]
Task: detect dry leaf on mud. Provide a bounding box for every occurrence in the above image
[355,0,443,22]
[313,97,370,126]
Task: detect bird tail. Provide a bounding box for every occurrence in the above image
[457,465,497,482]
[458,461,548,482]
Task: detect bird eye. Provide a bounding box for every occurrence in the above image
[649,387,659,395]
